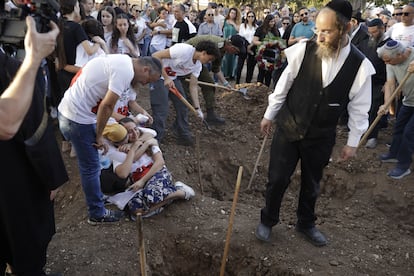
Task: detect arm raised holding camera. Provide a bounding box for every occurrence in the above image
[0,16,59,140]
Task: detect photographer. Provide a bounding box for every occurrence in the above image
[0,16,68,275]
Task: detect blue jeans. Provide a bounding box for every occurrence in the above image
[140,35,152,56]
[58,113,106,218]
[389,105,414,170]
[150,78,191,142]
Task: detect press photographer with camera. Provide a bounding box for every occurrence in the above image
[0,15,68,276]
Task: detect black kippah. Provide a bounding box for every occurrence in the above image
[367,18,384,27]
[325,0,353,20]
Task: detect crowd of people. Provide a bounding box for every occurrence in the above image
[1,0,414,274]
[255,0,414,247]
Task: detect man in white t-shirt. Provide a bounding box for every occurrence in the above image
[151,41,220,146]
[386,3,414,47]
[58,55,161,224]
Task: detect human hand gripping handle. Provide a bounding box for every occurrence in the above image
[24,16,59,65]
[93,136,109,154]
[196,108,204,120]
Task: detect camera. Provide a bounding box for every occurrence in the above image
[0,0,60,58]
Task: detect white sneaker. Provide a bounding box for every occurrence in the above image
[365,138,377,149]
[175,181,195,200]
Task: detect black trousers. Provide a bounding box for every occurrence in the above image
[368,82,386,139]
[257,68,272,87]
[235,53,256,84]
[260,129,335,229]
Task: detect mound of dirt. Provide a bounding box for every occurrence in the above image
[46,85,414,275]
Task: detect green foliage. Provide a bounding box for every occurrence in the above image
[224,0,411,12]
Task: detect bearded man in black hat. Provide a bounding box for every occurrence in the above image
[255,0,375,246]
[350,10,369,50]
[359,19,392,148]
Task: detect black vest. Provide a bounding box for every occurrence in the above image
[276,41,365,141]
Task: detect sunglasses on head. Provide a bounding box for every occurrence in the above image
[300,12,308,17]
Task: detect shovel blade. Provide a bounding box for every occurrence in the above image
[237,88,251,100]
[238,88,248,95]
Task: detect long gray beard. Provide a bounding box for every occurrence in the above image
[316,44,338,59]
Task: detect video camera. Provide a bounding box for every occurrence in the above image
[0,0,60,58]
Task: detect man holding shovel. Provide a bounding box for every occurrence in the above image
[185,35,241,125]
[151,41,220,146]
[255,0,375,246]
[378,40,414,179]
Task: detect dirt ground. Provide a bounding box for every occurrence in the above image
[46,83,414,276]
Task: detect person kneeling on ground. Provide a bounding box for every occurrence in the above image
[102,121,195,219]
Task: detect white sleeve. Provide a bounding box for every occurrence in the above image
[184,17,197,34]
[347,58,376,147]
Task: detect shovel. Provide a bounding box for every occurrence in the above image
[168,86,211,130]
[185,79,251,99]
[358,71,412,148]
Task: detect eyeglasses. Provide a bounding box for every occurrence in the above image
[300,12,308,17]
[207,13,214,16]
[311,27,332,36]
[401,12,413,16]
[392,12,402,16]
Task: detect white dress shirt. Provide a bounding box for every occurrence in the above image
[264,39,376,147]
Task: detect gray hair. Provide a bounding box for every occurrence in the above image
[138,56,162,76]
[377,40,405,59]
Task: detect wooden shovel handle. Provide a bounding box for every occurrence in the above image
[358,71,412,148]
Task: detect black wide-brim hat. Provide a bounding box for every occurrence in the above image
[326,0,353,20]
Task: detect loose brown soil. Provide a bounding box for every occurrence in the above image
[46,84,414,276]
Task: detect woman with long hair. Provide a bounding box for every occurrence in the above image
[236,10,257,84]
[75,18,109,67]
[251,14,282,86]
[221,7,241,79]
[56,0,106,98]
[108,13,140,57]
[97,6,116,43]
[56,0,107,154]
[103,120,195,219]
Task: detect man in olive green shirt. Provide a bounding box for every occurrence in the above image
[184,35,240,124]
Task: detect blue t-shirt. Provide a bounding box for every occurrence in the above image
[290,21,315,39]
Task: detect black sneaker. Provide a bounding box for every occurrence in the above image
[206,115,225,125]
[87,209,124,225]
